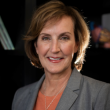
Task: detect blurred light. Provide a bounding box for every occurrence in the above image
[0,16,15,50]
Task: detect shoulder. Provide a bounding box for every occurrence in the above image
[15,81,38,97]
[82,75,110,90]
[80,75,110,108]
[82,75,110,94]
[82,75,110,107]
[12,81,38,110]
[12,74,45,110]
[81,75,110,97]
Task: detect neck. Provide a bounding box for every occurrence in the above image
[45,71,71,88]
[41,68,72,96]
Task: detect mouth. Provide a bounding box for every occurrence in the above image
[47,57,64,63]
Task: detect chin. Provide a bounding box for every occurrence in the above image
[44,66,69,75]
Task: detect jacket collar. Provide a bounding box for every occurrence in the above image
[26,68,82,110]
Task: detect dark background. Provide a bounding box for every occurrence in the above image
[0,0,110,109]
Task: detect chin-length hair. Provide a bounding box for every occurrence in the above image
[24,0,90,71]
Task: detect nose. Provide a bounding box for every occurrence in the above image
[50,40,60,53]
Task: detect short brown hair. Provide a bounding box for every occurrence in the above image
[24,0,90,71]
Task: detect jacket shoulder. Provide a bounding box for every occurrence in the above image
[12,81,38,110]
[82,75,110,90]
[82,75,110,109]
[16,81,38,96]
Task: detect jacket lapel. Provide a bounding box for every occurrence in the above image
[23,68,82,110]
[25,75,45,110]
[56,68,82,110]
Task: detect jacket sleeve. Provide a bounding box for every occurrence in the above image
[94,83,110,110]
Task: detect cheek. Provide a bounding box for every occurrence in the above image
[61,43,74,56]
[36,43,49,57]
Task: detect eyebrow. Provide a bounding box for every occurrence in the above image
[39,32,72,36]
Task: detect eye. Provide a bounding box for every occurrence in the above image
[60,36,69,40]
[42,37,50,40]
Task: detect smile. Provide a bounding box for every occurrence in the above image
[47,57,64,63]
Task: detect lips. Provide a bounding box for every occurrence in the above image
[47,57,64,63]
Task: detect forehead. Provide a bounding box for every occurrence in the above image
[41,16,75,33]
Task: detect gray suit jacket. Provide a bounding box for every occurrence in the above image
[12,68,110,110]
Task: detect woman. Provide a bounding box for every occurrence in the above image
[12,0,110,110]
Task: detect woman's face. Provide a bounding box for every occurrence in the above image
[34,16,78,75]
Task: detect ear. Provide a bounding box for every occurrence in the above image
[34,42,38,54]
[74,42,79,53]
